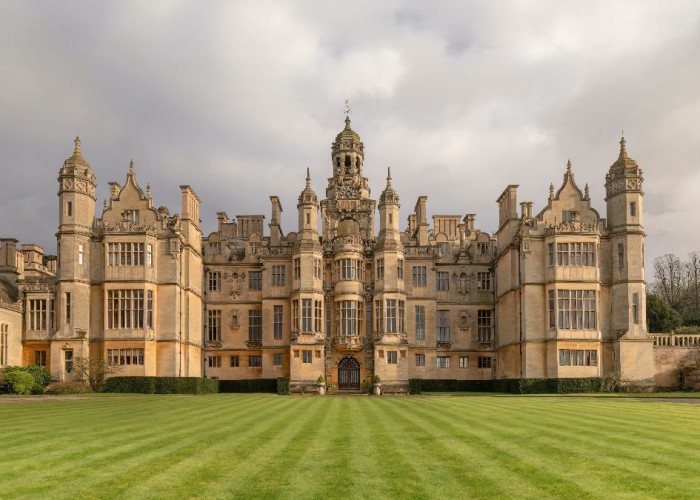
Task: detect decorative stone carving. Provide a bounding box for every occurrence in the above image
[229,310,240,329]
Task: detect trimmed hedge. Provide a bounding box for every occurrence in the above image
[218,379,277,393]
[106,376,219,394]
[411,377,605,395]
[277,377,290,395]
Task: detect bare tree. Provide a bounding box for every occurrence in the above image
[73,357,124,391]
[685,252,700,318]
[653,254,687,311]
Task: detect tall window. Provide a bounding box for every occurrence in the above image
[437,310,450,342]
[398,300,405,333]
[0,324,8,366]
[248,310,262,341]
[375,300,383,334]
[230,355,240,367]
[632,293,640,324]
[146,244,153,266]
[396,259,404,280]
[314,300,323,333]
[437,356,450,368]
[49,299,55,331]
[376,258,384,279]
[477,310,493,342]
[292,300,299,332]
[365,301,372,336]
[209,242,221,255]
[386,299,397,333]
[107,243,145,266]
[249,271,262,291]
[273,305,283,339]
[272,265,286,286]
[548,290,555,329]
[273,353,283,366]
[65,292,71,324]
[146,291,153,328]
[35,350,47,367]
[338,301,360,336]
[302,299,312,332]
[477,272,491,291]
[314,258,322,279]
[387,351,398,364]
[437,271,449,291]
[208,356,221,368]
[618,243,625,267]
[415,354,425,366]
[415,305,426,340]
[29,299,47,330]
[548,243,554,266]
[459,356,469,368]
[107,290,151,329]
[554,290,597,329]
[207,310,221,342]
[78,244,84,266]
[302,350,312,363]
[207,271,221,291]
[293,258,301,280]
[412,266,427,287]
[340,259,359,280]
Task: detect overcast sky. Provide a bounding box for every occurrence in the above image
[1,1,699,273]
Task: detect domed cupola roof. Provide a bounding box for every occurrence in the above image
[379,167,399,207]
[62,137,93,171]
[332,116,364,157]
[608,136,640,176]
[297,168,318,207]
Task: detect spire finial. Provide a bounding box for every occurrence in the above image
[147,182,151,197]
[103,198,107,209]
[549,183,554,198]
[387,166,392,186]
[129,158,134,174]
[619,132,627,159]
[567,159,572,171]
[306,167,311,187]
[584,183,590,199]
[74,136,81,155]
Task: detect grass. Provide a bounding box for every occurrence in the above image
[2,394,700,499]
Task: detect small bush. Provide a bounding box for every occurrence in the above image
[0,366,51,395]
[45,381,91,394]
[106,376,218,394]
[277,377,290,395]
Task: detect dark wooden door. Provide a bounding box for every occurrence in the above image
[338,357,360,390]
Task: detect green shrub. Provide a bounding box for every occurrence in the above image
[44,381,91,394]
[106,376,218,394]
[277,377,290,395]
[409,378,422,394]
[4,370,35,395]
[218,379,277,393]
[0,366,52,395]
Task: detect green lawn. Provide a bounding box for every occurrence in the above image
[2,394,700,499]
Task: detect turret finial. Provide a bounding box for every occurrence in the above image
[619,132,627,159]
[387,166,392,186]
[306,167,311,187]
[74,136,81,154]
[129,158,134,174]
[549,183,554,198]
[584,183,590,199]
[566,159,572,171]
[147,182,151,197]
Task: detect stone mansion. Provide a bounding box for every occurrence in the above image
[1,116,667,390]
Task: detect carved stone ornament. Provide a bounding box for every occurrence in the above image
[451,270,472,296]
[229,310,240,329]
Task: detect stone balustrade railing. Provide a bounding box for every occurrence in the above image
[650,333,700,347]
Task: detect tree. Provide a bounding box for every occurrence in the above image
[653,254,687,312]
[73,357,123,391]
[646,293,681,333]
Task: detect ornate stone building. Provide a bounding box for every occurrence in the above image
[0,117,660,389]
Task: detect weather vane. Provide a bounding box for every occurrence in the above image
[343,100,351,115]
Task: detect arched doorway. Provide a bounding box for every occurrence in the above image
[338,357,360,390]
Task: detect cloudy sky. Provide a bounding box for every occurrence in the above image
[1,1,699,273]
